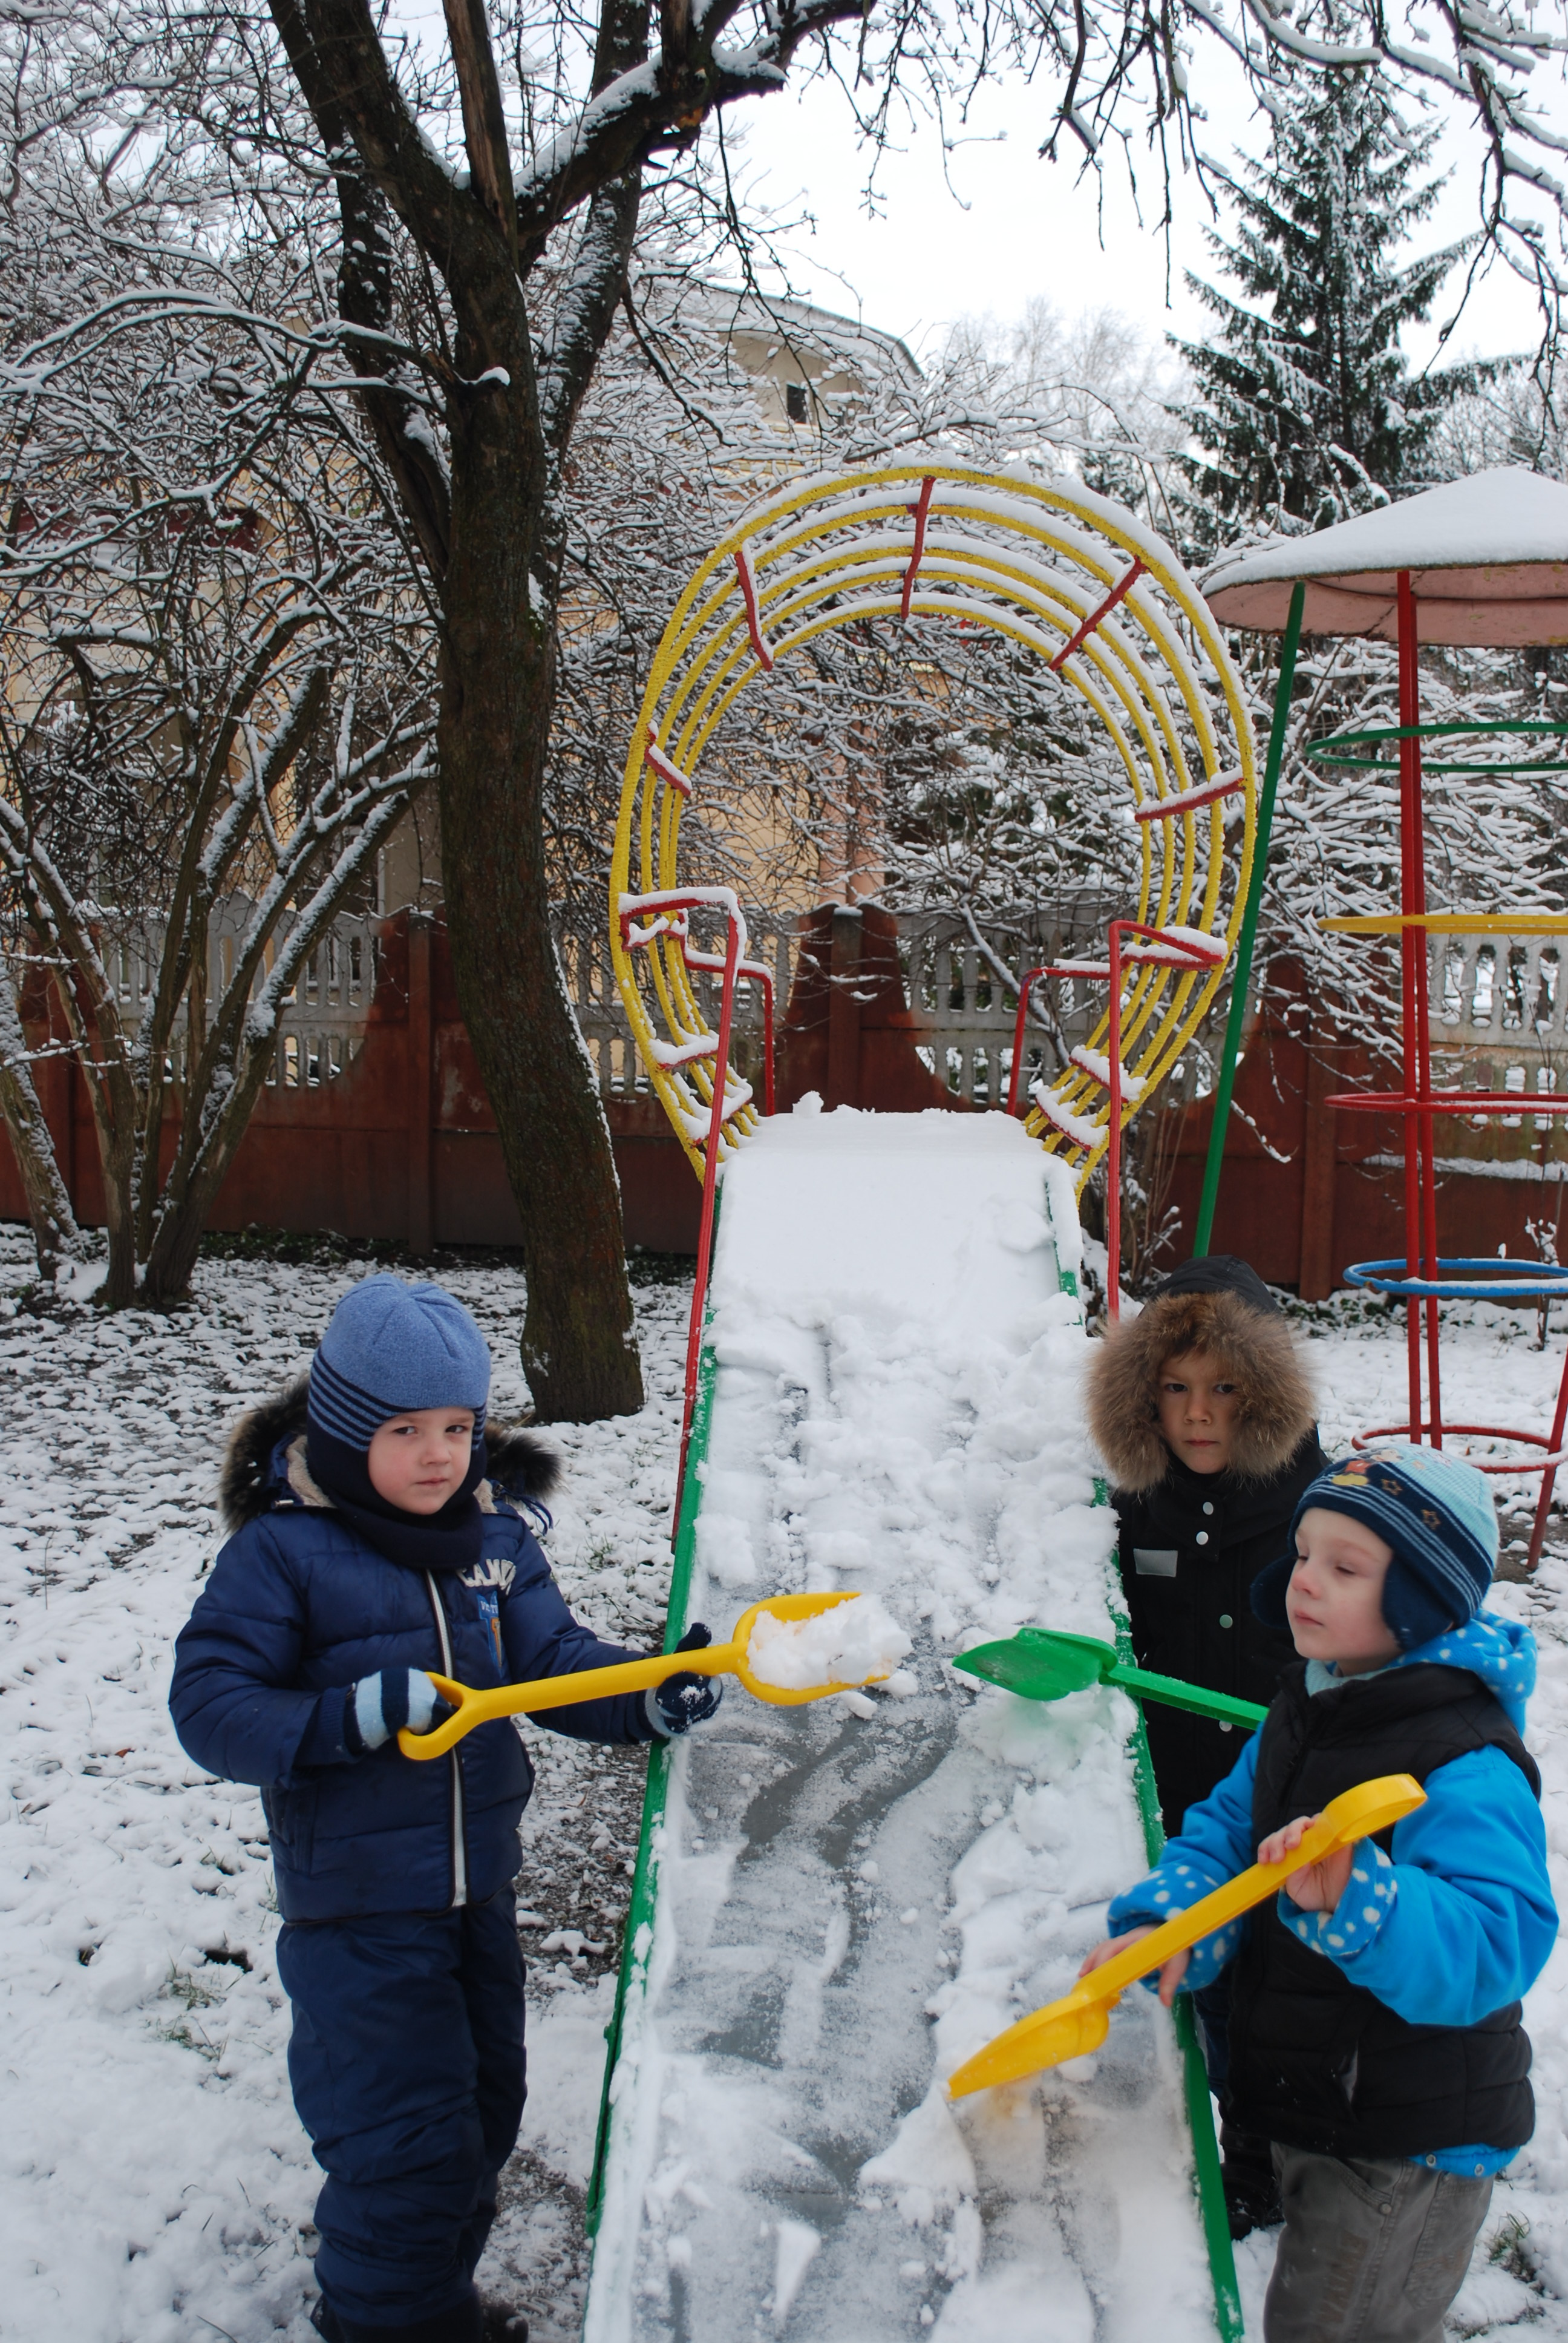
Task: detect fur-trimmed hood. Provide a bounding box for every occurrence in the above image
[1086,1259,1317,1495]
[218,1374,563,1530]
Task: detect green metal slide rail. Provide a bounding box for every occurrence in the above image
[1106,1513,1244,2341]
[585,1289,717,2236]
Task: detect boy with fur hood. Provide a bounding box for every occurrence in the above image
[170,1276,720,2343]
[1086,1255,1324,1836]
[1078,1446,1557,2343]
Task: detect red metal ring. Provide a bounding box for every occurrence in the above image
[1349,1422,1568,1475]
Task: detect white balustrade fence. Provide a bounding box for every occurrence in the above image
[82,902,382,1090]
[1431,933,1568,1130]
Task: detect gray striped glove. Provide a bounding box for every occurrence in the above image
[343,1669,445,1755]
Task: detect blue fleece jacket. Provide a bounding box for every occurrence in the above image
[1106,1613,1558,2174]
[169,1439,655,1921]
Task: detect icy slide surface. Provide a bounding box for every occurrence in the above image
[587,1107,1218,2343]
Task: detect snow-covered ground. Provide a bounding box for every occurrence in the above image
[4,1195,1568,2340]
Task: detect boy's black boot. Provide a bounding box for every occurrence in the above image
[1219,2122,1281,2238]
[310,2296,486,2343]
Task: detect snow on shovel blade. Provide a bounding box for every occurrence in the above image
[947,1772,1426,2097]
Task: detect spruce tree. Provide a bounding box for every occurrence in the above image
[1171,66,1475,550]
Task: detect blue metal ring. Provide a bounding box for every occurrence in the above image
[1344,1257,1568,1302]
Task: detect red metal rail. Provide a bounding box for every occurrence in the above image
[1008,922,1223,1315]
[733,543,774,672]
[900,474,937,622]
[619,887,775,1528]
[1050,557,1146,673]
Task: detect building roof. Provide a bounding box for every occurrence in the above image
[635,278,923,393]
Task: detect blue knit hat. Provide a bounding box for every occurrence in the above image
[1252,1443,1498,1651]
[309,1274,491,1452]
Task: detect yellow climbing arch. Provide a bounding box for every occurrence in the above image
[609,462,1257,1192]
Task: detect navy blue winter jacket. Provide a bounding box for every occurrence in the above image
[169,1386,655,1921]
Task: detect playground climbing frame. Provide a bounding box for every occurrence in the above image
[609,464,1259,1209]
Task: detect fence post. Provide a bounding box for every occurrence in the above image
[44,1043,76,1214]
[826,906,862,1109]
[1298,1038,1338,1301]
[407,912,434,1256]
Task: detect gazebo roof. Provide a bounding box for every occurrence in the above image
[1201,468,1568,645]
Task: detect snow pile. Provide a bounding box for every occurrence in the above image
[746,1593,913,1690]
[1204,468,1568,588]
[587,1107,1217,2343]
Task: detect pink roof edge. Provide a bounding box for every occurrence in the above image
[1201,468,1568,644]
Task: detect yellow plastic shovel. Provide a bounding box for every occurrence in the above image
[946,1772,1426,2098]
[399,1590,880,1758]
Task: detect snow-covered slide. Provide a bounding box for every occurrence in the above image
[584,1107,1236,2342]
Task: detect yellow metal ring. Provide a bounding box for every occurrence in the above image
[609,464,1256,1191]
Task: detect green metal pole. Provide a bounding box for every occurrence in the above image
[1192,577,1307,1257]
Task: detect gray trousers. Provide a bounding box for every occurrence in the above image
[1264,2143,1494,2343]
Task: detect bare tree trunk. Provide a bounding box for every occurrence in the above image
[139,1052,275,1305]
[437,493,641,1420]
[0,972,79,1279]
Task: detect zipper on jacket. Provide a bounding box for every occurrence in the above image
[425,1570,468,1908]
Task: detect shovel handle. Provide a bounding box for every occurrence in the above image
[1109,1663,1267,1729]
[947,1772,1426,2097]
[1083,1771,1426,2002]
[397,1643,742,1759]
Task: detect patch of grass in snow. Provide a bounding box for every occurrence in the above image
[1446,2211,1549,2335]
[1490,2213,1543,2289]
[154,1962,234,2060]
[198,1224,537,1276]
[626,1246,696,1287]
[1278,1289,1402,1330]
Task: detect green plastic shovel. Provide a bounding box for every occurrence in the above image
[953,1628,1267,1730]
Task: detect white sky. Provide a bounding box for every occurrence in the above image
[722,39,1560,378]
[391,2,1563,379]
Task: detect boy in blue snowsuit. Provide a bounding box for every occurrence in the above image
[170,1277,720,2343]
[1079,1445,1557,2343]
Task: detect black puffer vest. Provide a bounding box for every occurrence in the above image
[1224,1660,1541,2159]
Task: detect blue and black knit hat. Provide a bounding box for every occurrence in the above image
[305,1276,494,1568]
[309,1274,490,1455]
[1252,1443,1499,1651]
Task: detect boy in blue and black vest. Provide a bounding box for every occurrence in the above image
[1079,1445,1557,2343]
[170,1276,720,2343]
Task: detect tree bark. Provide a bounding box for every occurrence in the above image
[437,503,642,1420]
[431,175,643,1419]
[272,0,868,1415]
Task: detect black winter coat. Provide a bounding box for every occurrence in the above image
[1116,1434,1324,1833]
